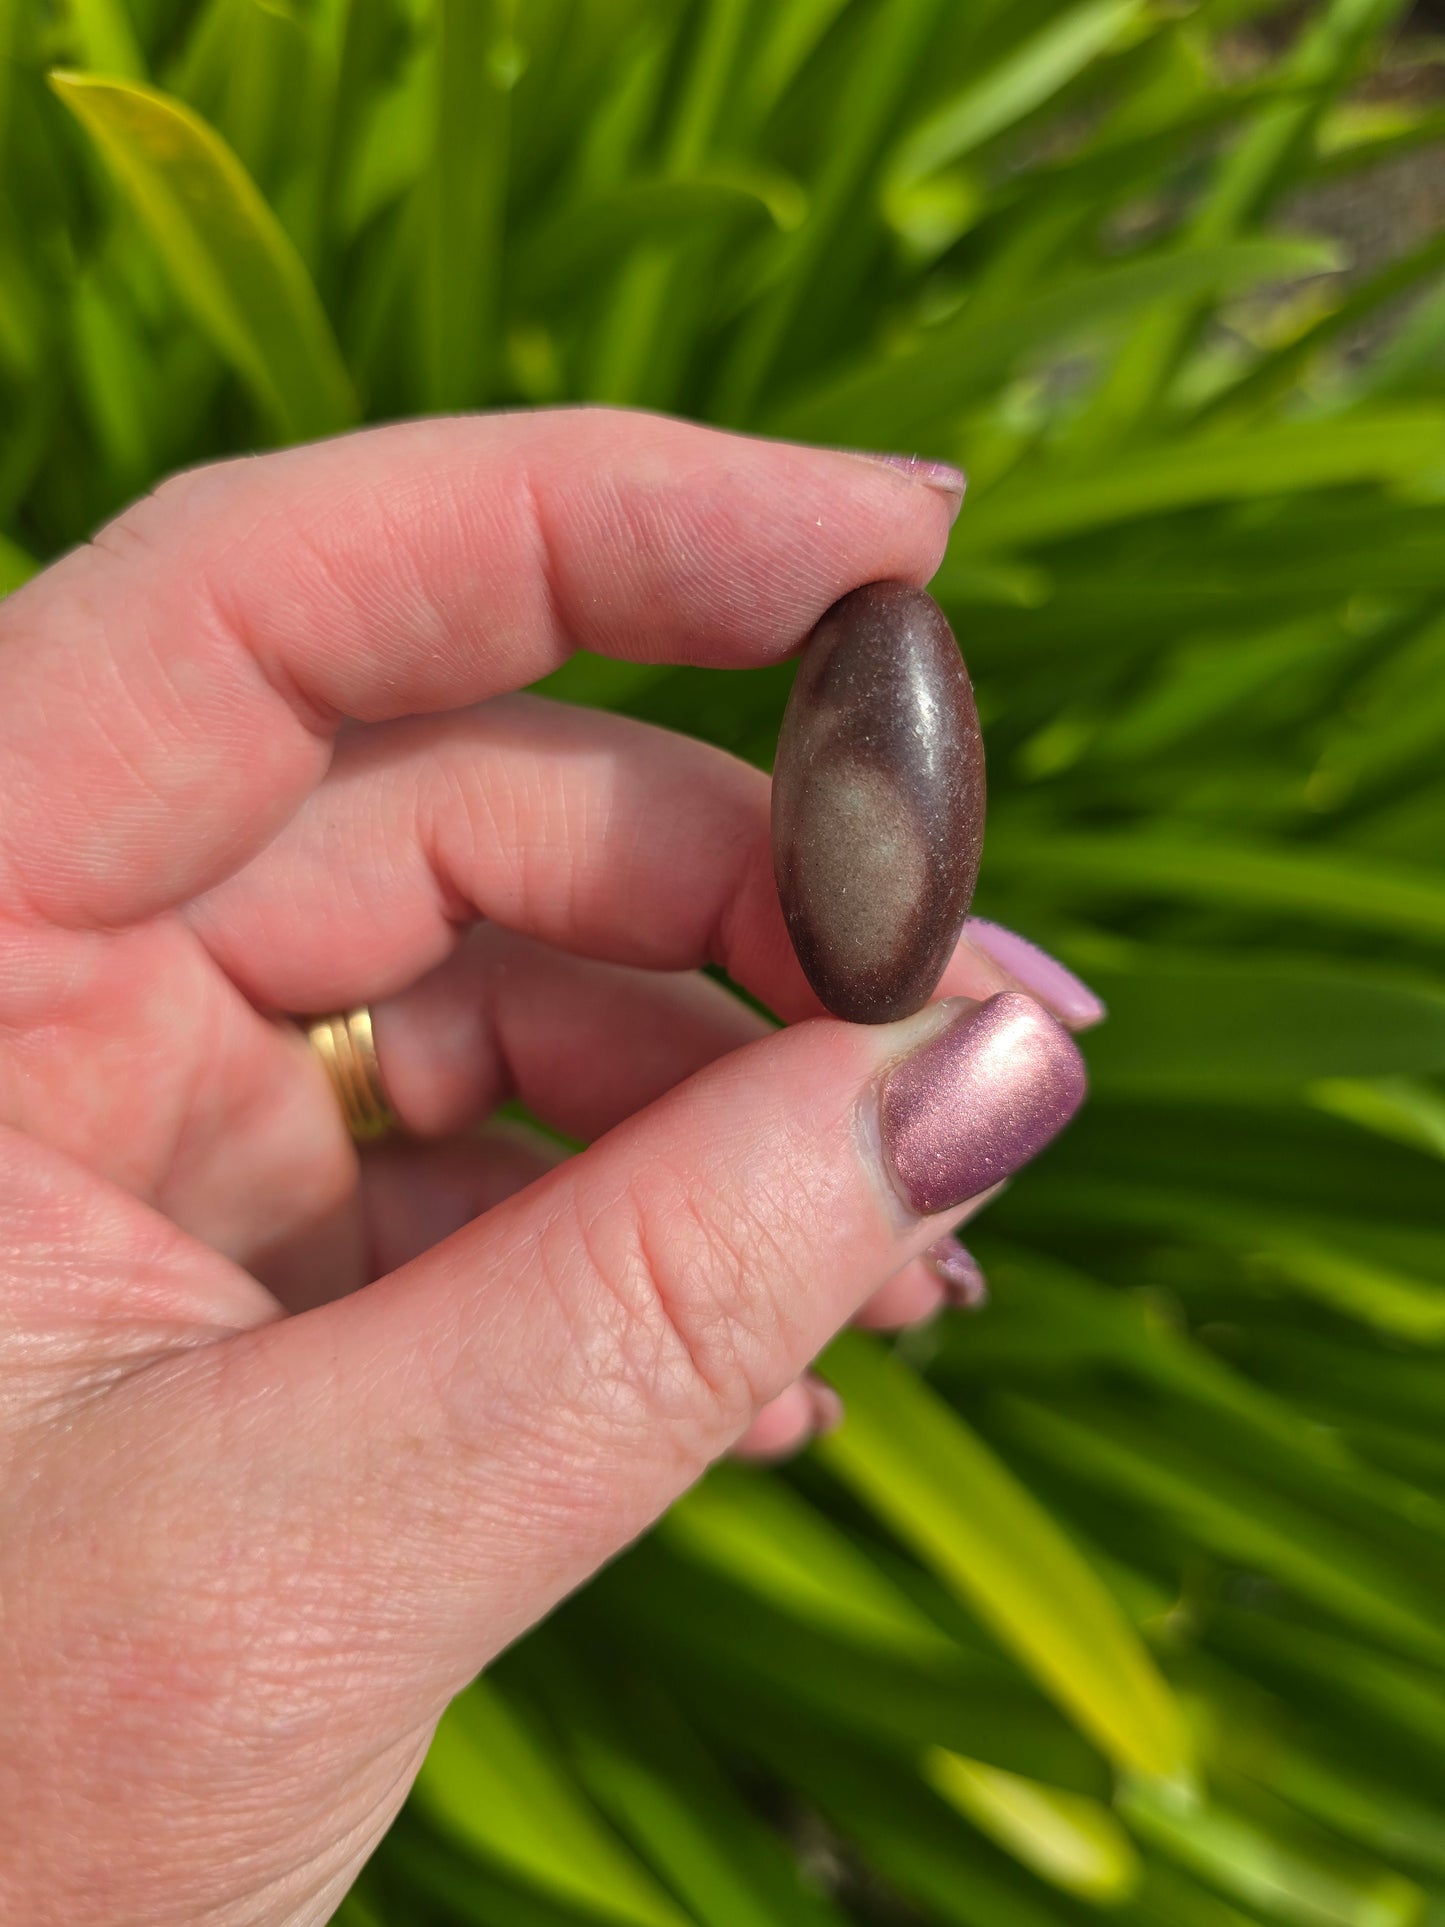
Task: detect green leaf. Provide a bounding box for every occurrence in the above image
[923,1748,1143,1903]
[520,1635,850,1927]
[1309,1078,1445,1163]
[887,0,1145,193]
[714,0,951,423]
[49,72,355,439]
[1079,953,1445,1090]
[816,1332,1192,1782]
[65,0,147,78]
[662,1461,959,1663]
[591,1540,1103,1793]
[773,237,1339,444]
[0,532,38,595]
[695,1698,1085,1927]
[956,413,1445,551]
[1119,1779,1426,1927]
[998,1397,1445,1666]
[984,832,1445,944]
[1218,1743,1445,1879]
[515,172,802,305]
[413,1681,691,1927]
[415,0,512,409]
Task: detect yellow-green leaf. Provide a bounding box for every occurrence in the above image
[414,1681,691,1927]
[924,1748,1143,1903]
[0,532,37,596]
[662,1461,959,1664]
[1120,1779,1426,1927]
[817,1332,1192,1782]
[49,71,355,440]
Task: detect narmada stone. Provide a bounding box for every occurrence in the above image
[771,581,985,1024]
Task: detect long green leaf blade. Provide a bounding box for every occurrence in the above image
[817,1332,1192,1781]
[414,1682,691,1927]
[49,71,355,439]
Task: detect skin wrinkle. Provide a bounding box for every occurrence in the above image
[561,1170,731,1432]
[516,461,570,667]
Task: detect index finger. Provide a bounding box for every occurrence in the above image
[0,410,959,929]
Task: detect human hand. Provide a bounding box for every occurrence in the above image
[0,410,1098,1924]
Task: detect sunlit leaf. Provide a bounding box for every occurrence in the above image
[774,238,1339,444]
[924,1748,1143,1903]
[662,1460,959,1663]
[957,413,1445,551]
[817,1332,1192,1781]
[887,0,1145,194]
[999,1397,1445,1665]
[1119,1778,1426,1927]
[49,72,355,438]
[414,1682,691,1927]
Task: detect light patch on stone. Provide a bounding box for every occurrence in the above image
[794,756,927,967]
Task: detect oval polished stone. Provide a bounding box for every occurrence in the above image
[771,581,985,1024]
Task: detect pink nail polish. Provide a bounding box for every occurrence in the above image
[964,918,1106,1029]
[926,1235,988,1310]
[880,993,1086,1216]
[855,451,967,522]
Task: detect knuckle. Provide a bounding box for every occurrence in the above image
[548,1156,790,1435]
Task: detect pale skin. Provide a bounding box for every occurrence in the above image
[0,411,1096,1924]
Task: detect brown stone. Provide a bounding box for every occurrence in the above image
[771,581,985,1024]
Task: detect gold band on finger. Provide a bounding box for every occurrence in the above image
[306,1006,397,1142]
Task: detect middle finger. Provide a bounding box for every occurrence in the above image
[187,696,1088,1028]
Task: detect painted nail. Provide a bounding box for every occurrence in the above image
[855,451,967,522]
[926,1236,989,1310]
[879,992,1086,1217]
[805,1377,845,1438]
[964,918,1107,1030]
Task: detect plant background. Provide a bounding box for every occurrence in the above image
[5,0,1445,1922]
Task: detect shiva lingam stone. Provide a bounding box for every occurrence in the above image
[771,581,985,1024]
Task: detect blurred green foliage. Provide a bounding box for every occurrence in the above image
[6,0,1445,1921]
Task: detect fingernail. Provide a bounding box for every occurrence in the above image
[964,918,1107,1029]
[879,993,1086,1217]
[926,1236,989,1310]
[805,1377,845,1438]
[855,451,967,523]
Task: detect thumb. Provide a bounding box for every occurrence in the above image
[244,990,1085,1701]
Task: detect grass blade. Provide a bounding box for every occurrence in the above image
[414,1680,691,1927]
[956,412,1445,551]
[773,237,1338,445]
[1118,1779,1426,1927]
[661,1460,959,1663]
[887,0,1144,192]
[416,0,512,410]
[49,71,355,439]
[817,1331,1192,1782]
[982,830,1445,944]
[924,1748,1143,1903]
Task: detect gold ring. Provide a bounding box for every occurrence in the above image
[305,1006,397,1142]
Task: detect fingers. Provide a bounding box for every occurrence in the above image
[363,923,770,1144]
[360,1125,567,1279]
[189,695,796,1014]
[189,696,1107,1030]
[732,1378,843,1461]
[0,412,956,929]
[232,991,1085,1697]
